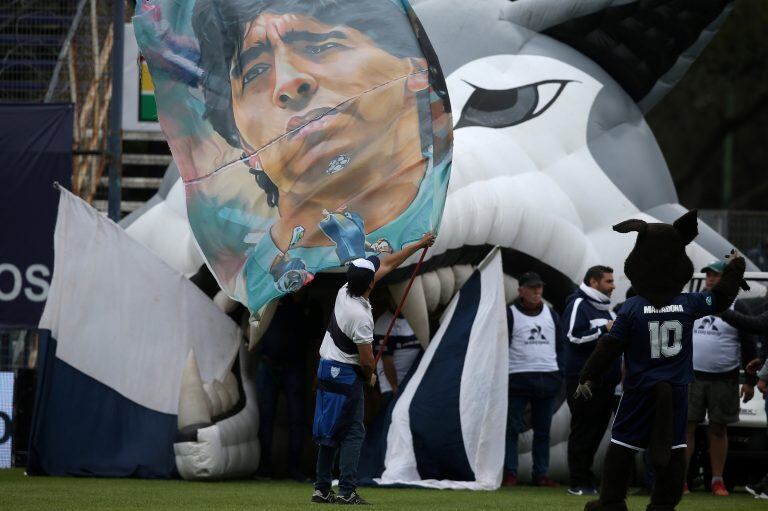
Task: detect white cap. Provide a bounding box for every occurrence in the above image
[350,258,375,272]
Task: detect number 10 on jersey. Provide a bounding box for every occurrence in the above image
[648,321,683,359]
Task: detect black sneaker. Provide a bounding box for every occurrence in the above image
[336,491,369,505]
[311,489,336,504]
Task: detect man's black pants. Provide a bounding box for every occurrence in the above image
[256,360,306,478]
[566,377,615,488]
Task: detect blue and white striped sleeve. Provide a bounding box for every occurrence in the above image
[566,298,608,345]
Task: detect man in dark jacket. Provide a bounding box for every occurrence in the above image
[503,272,564,488]
[256,292,321,481]
[721,300,768,336]
[720,297,768,498]
[562,265,621,496]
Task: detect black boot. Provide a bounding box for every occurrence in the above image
[583,443,634,511]
[646,449,686,511]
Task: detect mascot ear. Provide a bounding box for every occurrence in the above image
[673,209,699,245]
[613,219,647,234]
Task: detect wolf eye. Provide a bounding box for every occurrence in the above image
[455,80,572,130]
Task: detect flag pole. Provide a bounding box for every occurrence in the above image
[374,247,429,366]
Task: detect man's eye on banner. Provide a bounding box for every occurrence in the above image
[133,0,452,313]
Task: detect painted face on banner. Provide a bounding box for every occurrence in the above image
[230,12,428,197]
[134,0,452,312]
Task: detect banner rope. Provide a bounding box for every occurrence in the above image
[374,246,429,366]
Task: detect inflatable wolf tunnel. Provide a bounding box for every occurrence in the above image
[126,0,742,480]
[42,0,743,481]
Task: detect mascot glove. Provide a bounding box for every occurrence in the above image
[574,380,593,400]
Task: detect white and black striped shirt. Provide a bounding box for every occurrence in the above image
[319,284,374,365]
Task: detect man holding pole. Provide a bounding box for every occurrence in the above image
[311,233,435,505]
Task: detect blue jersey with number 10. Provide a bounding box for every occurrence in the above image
[610,292,717,391]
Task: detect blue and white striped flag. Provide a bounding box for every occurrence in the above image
[376,248,508,490]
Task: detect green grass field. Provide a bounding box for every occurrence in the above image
[0,469,759,511]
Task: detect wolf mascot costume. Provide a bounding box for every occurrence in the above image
[575,210,747,511]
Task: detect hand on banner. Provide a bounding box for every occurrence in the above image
[374,232,436,285]
[420,232,437,248]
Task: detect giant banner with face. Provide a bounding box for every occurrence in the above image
[133,0,452,312]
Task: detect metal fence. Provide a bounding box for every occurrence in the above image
[0,0,115,203]
[0,1,78,103]
[700,209,768,262]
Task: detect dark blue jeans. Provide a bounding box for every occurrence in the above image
[255,360,305,476]
[314,389,365,495]
[505,393,556,478]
